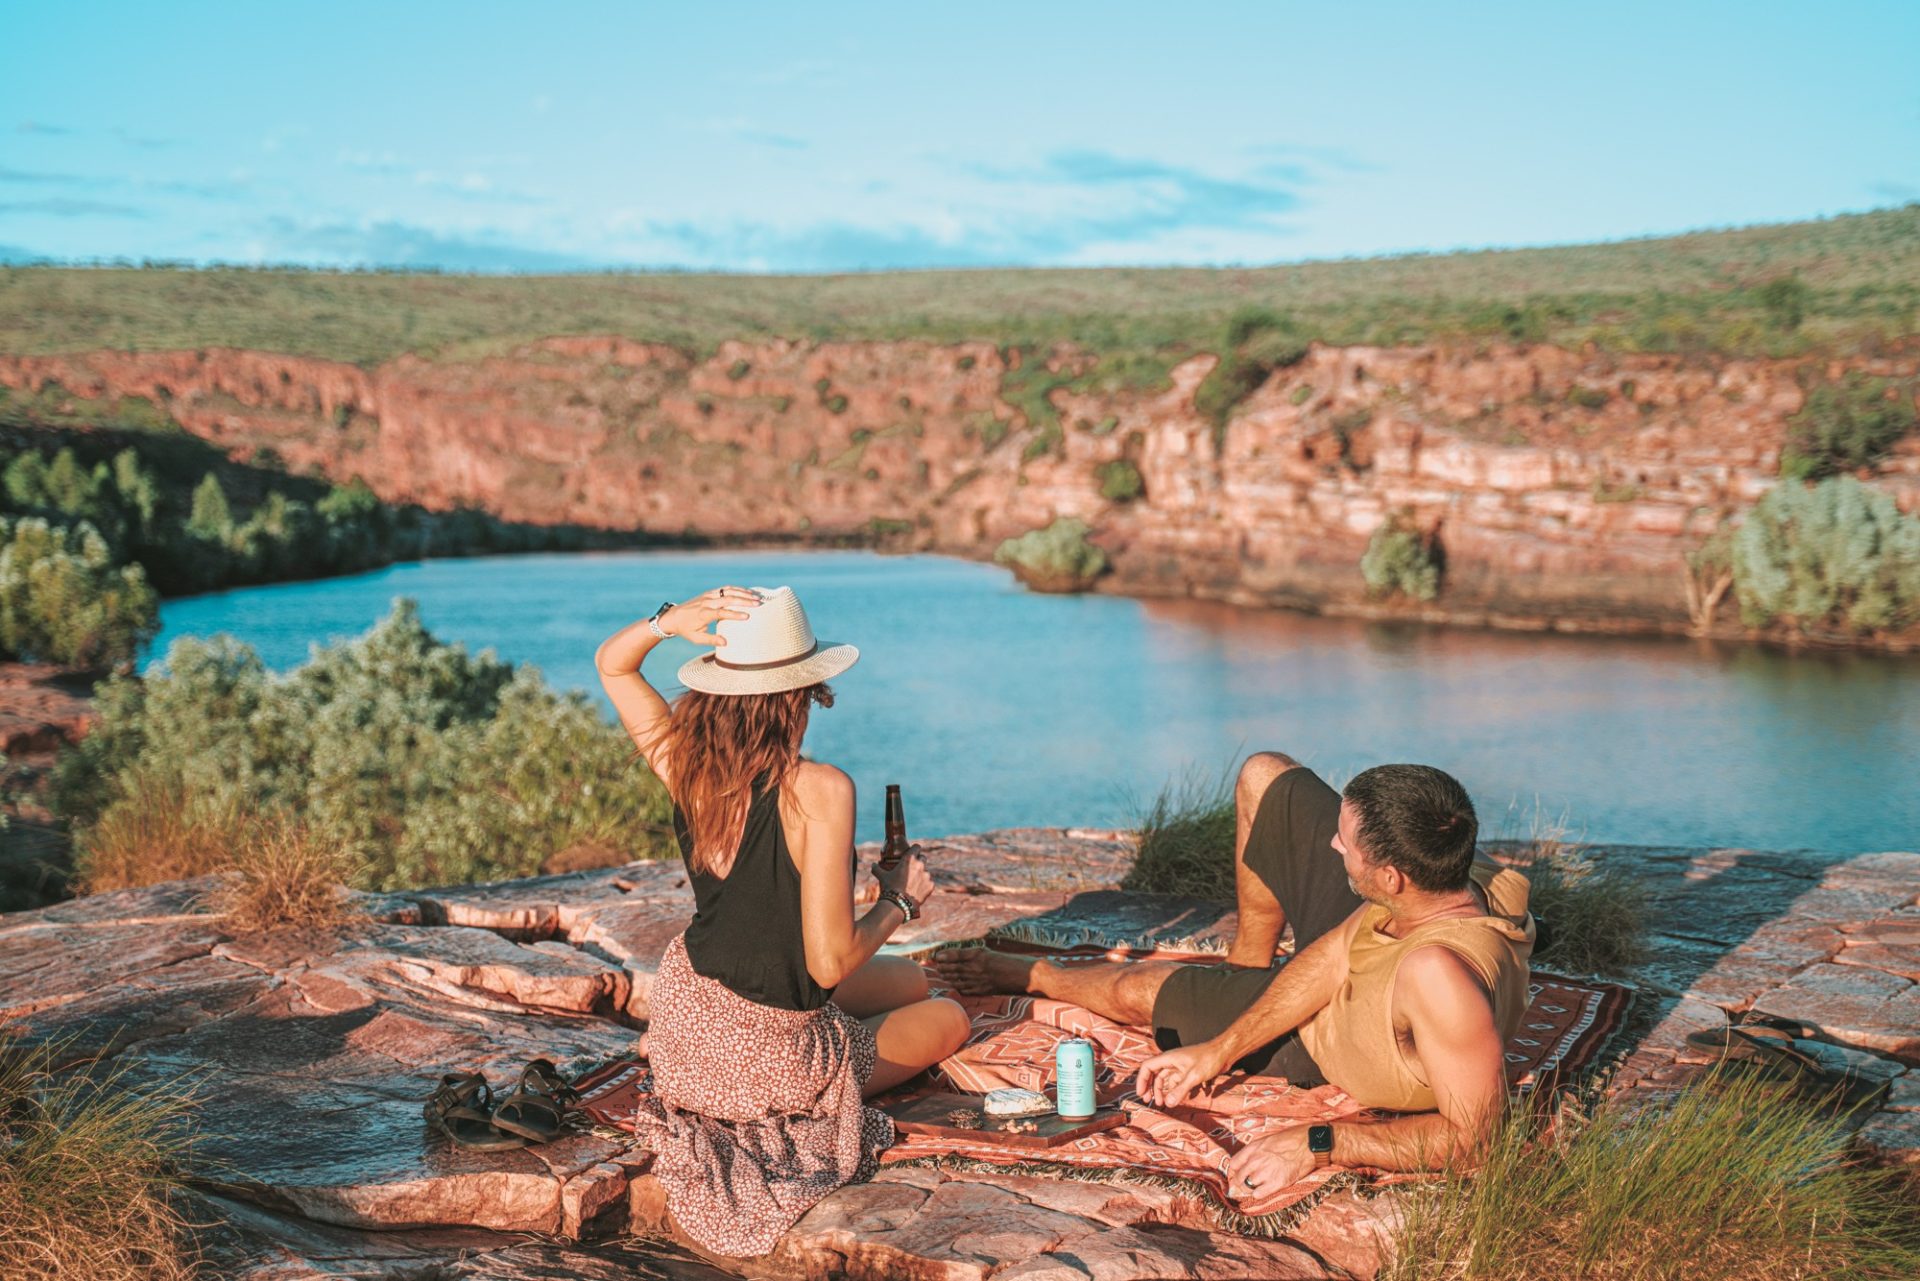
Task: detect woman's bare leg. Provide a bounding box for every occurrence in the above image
[832,952,930,1018]
[933,951,1182,1027]
[831,954,970,1097]
[861,997,971,1097]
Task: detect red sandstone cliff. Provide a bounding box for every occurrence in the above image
[3,338,1917,640]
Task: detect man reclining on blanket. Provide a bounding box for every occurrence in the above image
[937,753,1533,1204]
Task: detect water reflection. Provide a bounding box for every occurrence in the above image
[151,551,1920,853]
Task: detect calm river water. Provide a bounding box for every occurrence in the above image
[150,550,1920,854]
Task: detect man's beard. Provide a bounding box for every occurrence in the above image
[1348,874,1387,906]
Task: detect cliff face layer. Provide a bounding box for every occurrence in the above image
[3,339,1916,636]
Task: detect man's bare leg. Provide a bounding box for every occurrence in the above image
[1225,750,1300,967]
[933,951,1184,1027]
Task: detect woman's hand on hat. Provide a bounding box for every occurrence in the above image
[661,587,761,647]
[876,846,934,909]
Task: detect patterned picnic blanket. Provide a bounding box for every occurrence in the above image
[575,952,1633,1236]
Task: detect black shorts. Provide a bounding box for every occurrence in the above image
[1150,767,1361,1083]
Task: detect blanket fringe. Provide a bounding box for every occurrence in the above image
[881,1151,1371,1239]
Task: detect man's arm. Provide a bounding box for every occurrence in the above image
[1328,946,1506,1170]
[1222,945,1507,1198]
[1136,907,1360,1108]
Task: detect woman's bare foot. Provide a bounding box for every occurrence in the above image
[934,947,1042,996]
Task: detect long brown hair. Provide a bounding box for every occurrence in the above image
[663,682,834,875]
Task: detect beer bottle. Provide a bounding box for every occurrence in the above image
[879,784,909,871]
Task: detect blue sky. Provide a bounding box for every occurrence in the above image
[4,1,1917,272]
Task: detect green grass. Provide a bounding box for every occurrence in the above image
[1510,838,1649,976]
[4,207,1916,365]
[1121,766,1237,898]
[1386,1075,1920,1281]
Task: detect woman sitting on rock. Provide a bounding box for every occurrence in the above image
[595,584,969,1257]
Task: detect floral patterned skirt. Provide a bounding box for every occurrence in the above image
[630,933,895,1257]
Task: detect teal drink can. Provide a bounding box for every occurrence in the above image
[1055,1037,1096,1119]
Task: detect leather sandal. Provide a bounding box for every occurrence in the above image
[423,1070,528,1151]
[490,1058,579,1144]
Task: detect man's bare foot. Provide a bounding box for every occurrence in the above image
[934,947,1042,996]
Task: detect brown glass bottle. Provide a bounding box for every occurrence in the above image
[878,784,909,870]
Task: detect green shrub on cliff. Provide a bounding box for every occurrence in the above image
[1361,513,1442,601]
[1193,307,1312,444]
[993,517,1108,593]
[59,600,673,892]
[1779,373,1917,480]
[1730,476,1920,634]
[0,517,159,668]
[1095,457,1144,503]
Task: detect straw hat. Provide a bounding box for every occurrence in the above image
[676,585,859,695]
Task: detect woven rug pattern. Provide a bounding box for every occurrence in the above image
[575,949,1632,1236]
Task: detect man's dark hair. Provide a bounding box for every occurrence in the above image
[1342,765,1478,892]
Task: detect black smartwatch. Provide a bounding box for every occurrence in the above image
[1308,1123,1335,1168]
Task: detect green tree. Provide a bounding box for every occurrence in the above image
[0,517,159,668]
[3,452,49,510]
[110,449,162,545]
[185,473,233,543]
[1731,476,1920,633]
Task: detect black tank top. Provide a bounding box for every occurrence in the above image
[675,778,832,1012]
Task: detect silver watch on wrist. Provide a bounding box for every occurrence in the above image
[646,601,676,640]
[880,889,919,922]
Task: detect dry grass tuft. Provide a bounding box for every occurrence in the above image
[74,778,251,894]
[75,777,357,931]
[1121,766,1236,898]
[0,1038,202,1280]
[1386,1075,1920,1281]
[1508,819,1649,976]
[209,817,356,934]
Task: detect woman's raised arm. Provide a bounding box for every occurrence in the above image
[595,586,760,783]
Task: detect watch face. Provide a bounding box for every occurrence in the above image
[1308,1124,1334,1153]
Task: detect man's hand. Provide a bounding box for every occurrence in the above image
[1134,1039,1234,1109]
[1225,1127,1317,1203]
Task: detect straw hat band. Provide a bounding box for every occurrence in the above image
[676,585,859,695]
[713,642,818,672]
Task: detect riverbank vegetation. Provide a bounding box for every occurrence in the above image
[1387,1075,1920,1281]
[0,1037,202,1280]
[1362,513,1444,602]
[59,601,673,894]
[1725,476,1920,636]
[993,517,1109,593]
[1123,767,1648,975]
[5,207,1915,367]
[0,384,615,667]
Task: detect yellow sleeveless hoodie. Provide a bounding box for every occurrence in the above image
[1297,860,1533,1112]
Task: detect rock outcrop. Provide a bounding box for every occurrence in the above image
[5,339,1917,644]
[2,830,1915,1279]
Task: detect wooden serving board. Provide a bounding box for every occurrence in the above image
[883,1091,1128,1148]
